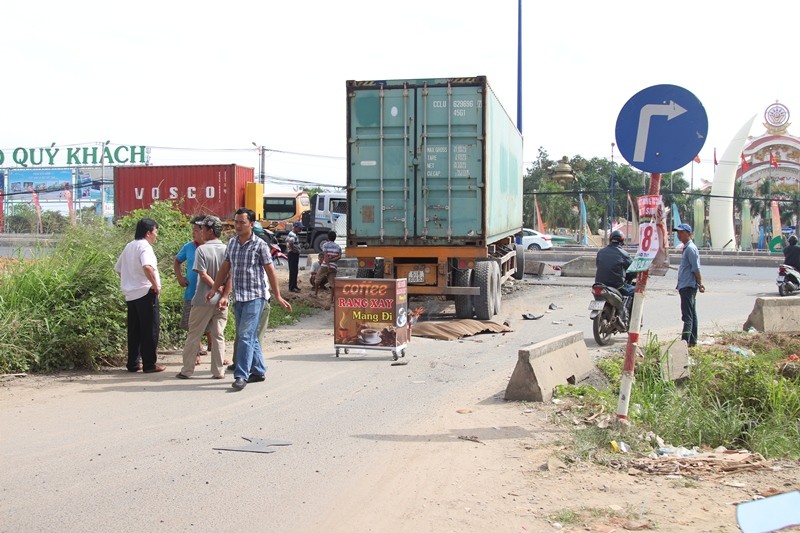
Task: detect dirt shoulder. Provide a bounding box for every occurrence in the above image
[316,388,800,533]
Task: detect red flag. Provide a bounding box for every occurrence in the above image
[534,194,544,233]
[740,152,750,171]
[713,148,718,166]
[64,184,76,225]
[769,151,779,168]
[27,186,43,234]
[693,155,701,164]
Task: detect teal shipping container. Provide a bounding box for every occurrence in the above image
[347,76,523,247]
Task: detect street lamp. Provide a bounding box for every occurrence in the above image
[252,142,266,186]
[610,142,616,241]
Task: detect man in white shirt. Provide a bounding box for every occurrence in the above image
[115,218,164,373]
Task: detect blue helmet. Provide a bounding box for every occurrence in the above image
[253,221,264,237]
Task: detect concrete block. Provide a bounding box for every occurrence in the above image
[660,340,690,382]
[559,256,595,278]
[743,297,800,333]
[505,331,593,402]
[525,260,546,276]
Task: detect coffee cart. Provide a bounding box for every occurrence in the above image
[333,278,408,361]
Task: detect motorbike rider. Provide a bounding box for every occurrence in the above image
[784,235,800,271]
[595,230,634,326]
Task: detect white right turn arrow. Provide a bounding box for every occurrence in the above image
[633,101,687,162]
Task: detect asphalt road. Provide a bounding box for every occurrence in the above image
[0,265,785,532]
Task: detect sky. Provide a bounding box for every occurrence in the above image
[1,0,795,191]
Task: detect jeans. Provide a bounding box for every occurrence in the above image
[231,298,271,368]
[679,287,699,346]
[126,291,160,371]
[620,283,635,298]
[232,298,266,380]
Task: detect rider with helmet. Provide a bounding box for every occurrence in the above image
[595,230,634,298]
[784,235,800,271]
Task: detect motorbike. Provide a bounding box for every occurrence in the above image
[777,264,800,296]
[589,281,634,346]
[257,228,288,266]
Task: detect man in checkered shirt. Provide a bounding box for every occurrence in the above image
[208,208,292,391]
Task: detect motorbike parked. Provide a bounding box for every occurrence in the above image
[777,264,800,296]
[589,282,634,346]
[257,227,288,266]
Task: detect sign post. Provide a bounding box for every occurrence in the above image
[614,84,707,421]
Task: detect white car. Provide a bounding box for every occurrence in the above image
[519,228,553,251]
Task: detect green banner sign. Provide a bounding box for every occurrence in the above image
[0,145,148,167]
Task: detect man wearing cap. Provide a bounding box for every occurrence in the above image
[176,216,231,379]
[286,221,303,293]
[174,215,211,364]
[674,223,705,347]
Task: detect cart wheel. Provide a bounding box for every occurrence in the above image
[344,348,349,354]
[392,352,399,361]
[335,348,340,358]
[401,349,406,358]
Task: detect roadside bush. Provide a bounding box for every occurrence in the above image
[0,201,321,374]
[0,203,190,372]
[556,333,800,459]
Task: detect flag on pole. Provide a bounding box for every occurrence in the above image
[534,194,544,233]
[578,193,588,245]
[713,147,718,166]
[693,155,701,164]
[769,151,779,168]
[627,192,638,244]
[740,152,750,171]
[28,186,43,234]
[64,184,76,225]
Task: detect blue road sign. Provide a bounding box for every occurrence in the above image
[615,84,707,174]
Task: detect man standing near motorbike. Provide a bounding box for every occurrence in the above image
[286,221,302,293]
[675,223,705,348]
[784,235,800,270]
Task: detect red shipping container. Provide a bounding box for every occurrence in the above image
[114,164,254,220]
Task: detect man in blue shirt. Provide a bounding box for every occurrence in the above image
[174,215,211,364]
[674,223,705,347]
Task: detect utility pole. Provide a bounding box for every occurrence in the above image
[610,142,616,240]
[252,142,266,185]
[99,140,110,221]
[516,0,522,133]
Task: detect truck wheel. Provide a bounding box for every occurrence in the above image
[512,244,525,280]
[491,261,502,314]
[453,268,473,319]
[472,262,494,320]
[312,234,327,254]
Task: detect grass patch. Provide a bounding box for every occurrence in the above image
[555,332,800,459]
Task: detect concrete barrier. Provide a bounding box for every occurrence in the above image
[743,297,800,333]
[505,331,593,402]
[558,256,595,278]
[525,260,546,276]
[659,339,690,382]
